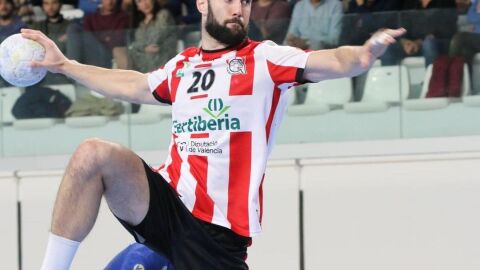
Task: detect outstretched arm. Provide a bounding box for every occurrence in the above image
[21,29,161,105]
[303,28,406,82]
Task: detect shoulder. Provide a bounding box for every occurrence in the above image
[162,47,198,70]
[257,40,291,50]
[156,9,175,23]
[277,0,291,9]
[255,40,308,58]
[13,16,26,27]
[325,0,342,8]
[294,0,307,7]
[156,8,173,17]
[83,12,97,22]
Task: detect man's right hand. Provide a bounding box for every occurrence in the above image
[21,28,69,74]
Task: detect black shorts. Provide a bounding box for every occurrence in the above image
[117,159,251,270]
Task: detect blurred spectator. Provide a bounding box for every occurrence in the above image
[127,0,176,73]
[285,0,342,104]
[0,0,26,42]
[455,0,471,13]
[381,0,457,66]
[339,0,401,102]
[67,0,128,68]
[450,0,480,65]
[30,0,77,8]
[0,0,24,86]
[341,0,349,12]
[30,0,69,53]
[165,0,199,25]
[250,0,291,43]
[340,0,401,46]
[165,0,200,45]
[285,0,343,50]
[30,0,71,84]
[15,0,34,23]
[347,0,401,13]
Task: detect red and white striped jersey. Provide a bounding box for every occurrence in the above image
[147,39,311,237]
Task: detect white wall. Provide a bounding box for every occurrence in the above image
[0,172,18,270]
[248,160,300,269]
[302,155,480,270]
[18,170,132,270]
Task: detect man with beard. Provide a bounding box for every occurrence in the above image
[0,0,25,42]
[0,0,25,86]
[22,0,405,269]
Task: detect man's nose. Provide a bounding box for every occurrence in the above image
[230,0,243,18]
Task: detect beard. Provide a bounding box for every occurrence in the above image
[205,2,247,47]
[47,11,61,20]
[0,10,13,20]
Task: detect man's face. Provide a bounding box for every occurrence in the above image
[42,0,62,18]
[135,0,154,16]
[0,0,14,20]
[205,0,251,47]
[101,0,116,13]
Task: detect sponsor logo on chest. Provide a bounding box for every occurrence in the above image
[226,57,247,75]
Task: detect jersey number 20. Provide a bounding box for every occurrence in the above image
[187,69,216,93]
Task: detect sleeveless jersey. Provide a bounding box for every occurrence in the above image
[147,39,311,237]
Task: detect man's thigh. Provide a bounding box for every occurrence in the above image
[99,142,150,227]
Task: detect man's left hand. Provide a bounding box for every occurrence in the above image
[360,28,406,67]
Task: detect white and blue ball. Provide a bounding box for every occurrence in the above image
[0,33,47,87]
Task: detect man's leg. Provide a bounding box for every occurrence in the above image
[41,138,150,269]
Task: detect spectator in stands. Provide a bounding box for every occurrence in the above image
[285,0,342,104]
[381,0,457,66]
[0,0,25,42]
[0,0,24,86]
[340,0,401,46]
[250,0,291,44]
[165,0,200,25]
[31,0,69,54]
[339,0,401,101]
[15,0,34,23]
[455,0,471,13]
[30,0,78,9]
[165,0,201,48]
[450,0,480,66]
[285,0,343,50]
[347,0,401,14]
[127,0,176,73]
[68,0,129,68]
[30,0,71,84]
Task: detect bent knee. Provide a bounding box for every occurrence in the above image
[71,138,117,168]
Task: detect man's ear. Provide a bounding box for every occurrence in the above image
[197,0,208,15]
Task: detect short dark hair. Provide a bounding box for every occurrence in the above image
[40,0,63,5]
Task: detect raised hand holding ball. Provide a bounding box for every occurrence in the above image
[0,33,47,87]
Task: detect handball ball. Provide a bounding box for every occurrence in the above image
[0,33,47,87]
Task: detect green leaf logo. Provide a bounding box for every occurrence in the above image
[204,98,230,119]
